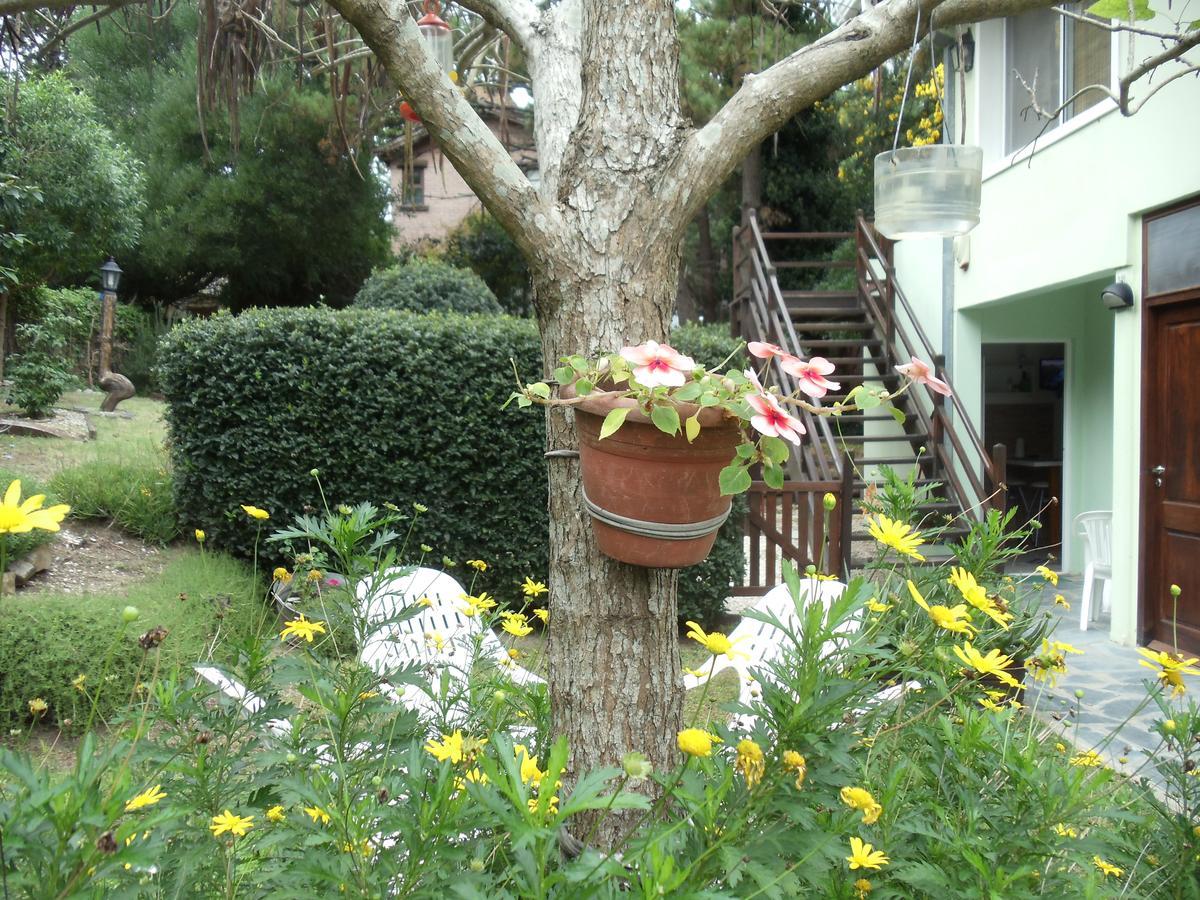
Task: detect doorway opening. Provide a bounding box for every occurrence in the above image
[981,342,1066,558]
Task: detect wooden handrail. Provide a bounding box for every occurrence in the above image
[734,211,842,483]
[760,230,855,240]
[853,212,997,516]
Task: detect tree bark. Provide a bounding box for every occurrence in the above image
[534,237,683,845]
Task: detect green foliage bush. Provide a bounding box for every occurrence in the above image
[353,258,503,315]
[50,444,179,544]
[157,309,744,620]
[0,552,262,731]
[10,285,164,391]
[6,321,74,417]
[444,212,532,316]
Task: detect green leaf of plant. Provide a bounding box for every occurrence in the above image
[889,406,907,425]
[685,414,701,443]
[526,382,551,400]
[575,378,594,396]
[760,435,790,465]
[553,366,575,386]
[650,404,681,436]
[598,406,631,440]
[1086,0,1153,19]
[698,393,721,406]
[567,355,588,373]
[672,382,703,402]
[735,441,757,459]
[719,464,752,495]
[857,389,881,410]
[762,461,784,489]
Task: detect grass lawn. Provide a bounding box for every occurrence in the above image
[0,389,166,482]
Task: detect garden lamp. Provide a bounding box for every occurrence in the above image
[100,256,123,293]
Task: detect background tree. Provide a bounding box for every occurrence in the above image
[65,5,391,309]
[0,72,144,286]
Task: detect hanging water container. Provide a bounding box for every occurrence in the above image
[873,145,983,240]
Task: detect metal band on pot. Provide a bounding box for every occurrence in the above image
[581,489,732,541]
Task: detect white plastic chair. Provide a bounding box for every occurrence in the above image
[1076,511,1113,631]
[683,578,860,728]
[357,566,545,689]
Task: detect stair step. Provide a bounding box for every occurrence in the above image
[782,306,867,317]
[822,356,889,366]
[854,456,931,465]
[835,432,929,443]
[791,320,876,331]
[781,290,858,300]
[796,339,883,349]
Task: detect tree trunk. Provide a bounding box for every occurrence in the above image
[534,241,683,846]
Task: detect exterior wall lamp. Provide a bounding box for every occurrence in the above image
[1101,280,1135,310]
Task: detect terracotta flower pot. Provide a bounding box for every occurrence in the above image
[569,390,743,568]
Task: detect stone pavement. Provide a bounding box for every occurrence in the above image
[1023,572,1199,782]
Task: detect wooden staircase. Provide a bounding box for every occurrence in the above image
[731,211,1008,572]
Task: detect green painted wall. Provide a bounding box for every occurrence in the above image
[962,281,1115,572]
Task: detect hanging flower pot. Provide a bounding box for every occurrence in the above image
[570,389,742,568]
[873,145,983,239]
[507,339,947,569]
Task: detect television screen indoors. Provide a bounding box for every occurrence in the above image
[1039,357,1065,393]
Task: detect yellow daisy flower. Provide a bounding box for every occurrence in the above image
[677,728,721,757]
[867,515,926,561]
[125,784,167,812]
[846,836,890,871]
[210,810,254,837]
[685,621,749,660]
[953,642,1022,689]
[280,615,327,643]
[240,504,270,520]
[840,786,883,825]
[907,581,975,635]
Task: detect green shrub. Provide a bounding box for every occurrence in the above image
[6,320,74,417]
[444,211,532,316]
[0,551,263,731]
[157,309,744,620]
[353,258,503,315]
[8,284,161,390]
[50,444,179,544]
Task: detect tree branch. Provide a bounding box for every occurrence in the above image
[653,0,1064,238]
[453,0,539,58]
[0,0,135,13]
[327,0,553,260]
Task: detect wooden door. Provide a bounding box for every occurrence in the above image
[1141,292,1200,652]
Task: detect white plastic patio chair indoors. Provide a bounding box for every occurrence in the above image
[683,578,860,729]
[1076,511,1113,631]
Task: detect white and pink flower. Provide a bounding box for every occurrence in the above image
[619,340,696,389]
[780,356,841,399]
[744,373,806,445]
[895,356,951,396]
[747,341,789,360]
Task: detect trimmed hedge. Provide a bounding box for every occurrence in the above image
[158,309,745,621]
[353,258,503,315]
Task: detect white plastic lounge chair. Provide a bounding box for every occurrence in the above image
[193,664,293,739]
[357,566,545,687]
[1075,511,1113,632]
[683,578,917,730]
[684,579,853,687]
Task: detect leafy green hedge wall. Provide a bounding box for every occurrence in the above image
[158,310,745,621]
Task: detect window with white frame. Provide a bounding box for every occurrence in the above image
[1005,6,1112,154]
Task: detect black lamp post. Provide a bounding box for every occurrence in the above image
[98,256,122,377]
[96,256,135,411]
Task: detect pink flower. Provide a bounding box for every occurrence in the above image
[895,356,951,396]
[780,356,841,399]
[746,392,806,445]
[748,341,788,360]
[619,341,697,389]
